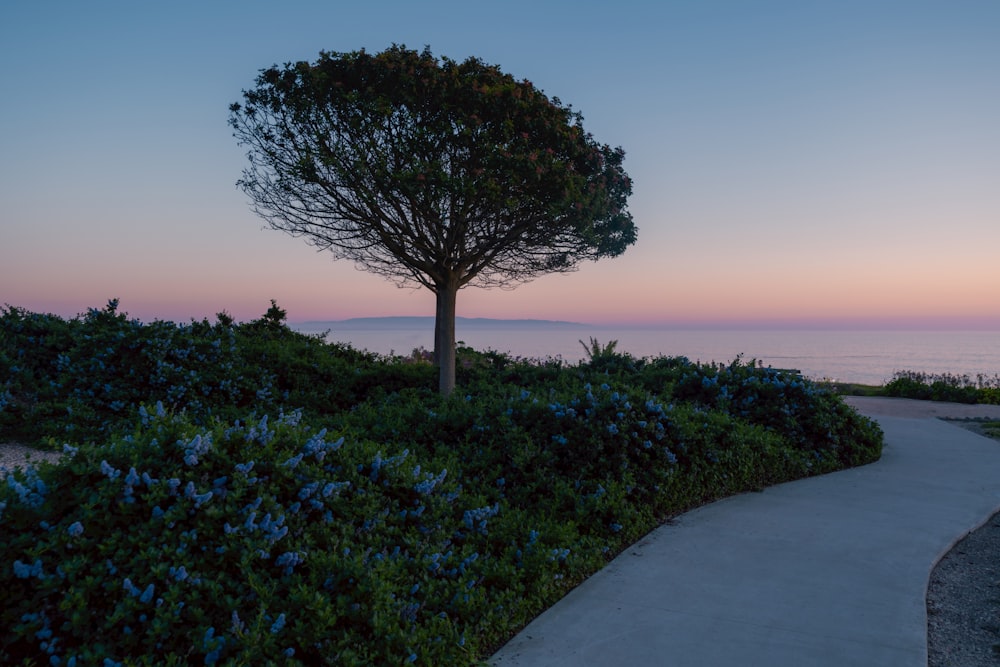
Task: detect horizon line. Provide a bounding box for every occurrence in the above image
[293,314,1000,332]
[5,301,998,331]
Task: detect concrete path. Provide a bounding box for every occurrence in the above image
[491,398,1000,666]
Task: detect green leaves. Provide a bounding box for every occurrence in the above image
[230,44,639,394]
[0,302,408,447]
[883,370,1000,404]
[1,305,884,664]
[231,44,637,291]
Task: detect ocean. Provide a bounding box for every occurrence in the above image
[292,323,999,386]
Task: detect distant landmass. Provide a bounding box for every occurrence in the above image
[297,316,591,330]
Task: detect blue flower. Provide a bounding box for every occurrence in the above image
[267,524,288,543]
[99,460,120,480]
[549,547,570,562]
[322,481,349,497]
[270,613,286,633]
[13,559,43,579]
[124,468,140,486]
[230,611,245,634]
[67,521,84,537]
[414,469,447,495]
[298,482,319,500]
[275,551,305,574]
[123,578,140,596]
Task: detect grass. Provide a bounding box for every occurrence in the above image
[943,419,1000,443]
[821,381,883,397]
[822,373,1000,405]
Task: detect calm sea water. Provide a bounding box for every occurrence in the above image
[293,324,999,386]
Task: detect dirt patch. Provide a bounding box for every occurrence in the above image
[946,420,1000,442]
[0,442,63,479]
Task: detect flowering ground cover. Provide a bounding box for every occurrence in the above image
[1,302,883,665]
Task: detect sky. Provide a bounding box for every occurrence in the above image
[2,0,999,329]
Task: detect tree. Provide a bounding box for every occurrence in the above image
[229,45,637,395]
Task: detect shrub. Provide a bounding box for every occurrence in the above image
[883,370,1000,405]
[0,303,886,664]
[0,301,428,447]
[1,407,522,664]
[1,300,259,444]
[662,356,883,467]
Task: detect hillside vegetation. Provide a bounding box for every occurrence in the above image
[1,301,883,665]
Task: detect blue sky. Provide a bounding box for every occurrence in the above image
[2,0,999,327]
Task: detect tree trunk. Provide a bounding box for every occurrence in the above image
[433,282,458,396]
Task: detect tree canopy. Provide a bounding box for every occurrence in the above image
[230,45,637,394]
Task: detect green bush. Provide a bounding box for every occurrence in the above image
[648,356,883,467]
[1,303,885,664]
[1,300,259,444]
[0,301,435,448]
[882,375,932,401]
[883,370,1000,405]
[2,408,497,664]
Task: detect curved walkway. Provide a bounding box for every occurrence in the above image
[491,398,1000,666]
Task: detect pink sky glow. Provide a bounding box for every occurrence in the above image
[2,2,999,331]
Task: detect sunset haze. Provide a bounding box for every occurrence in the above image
[2,1,998,329]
